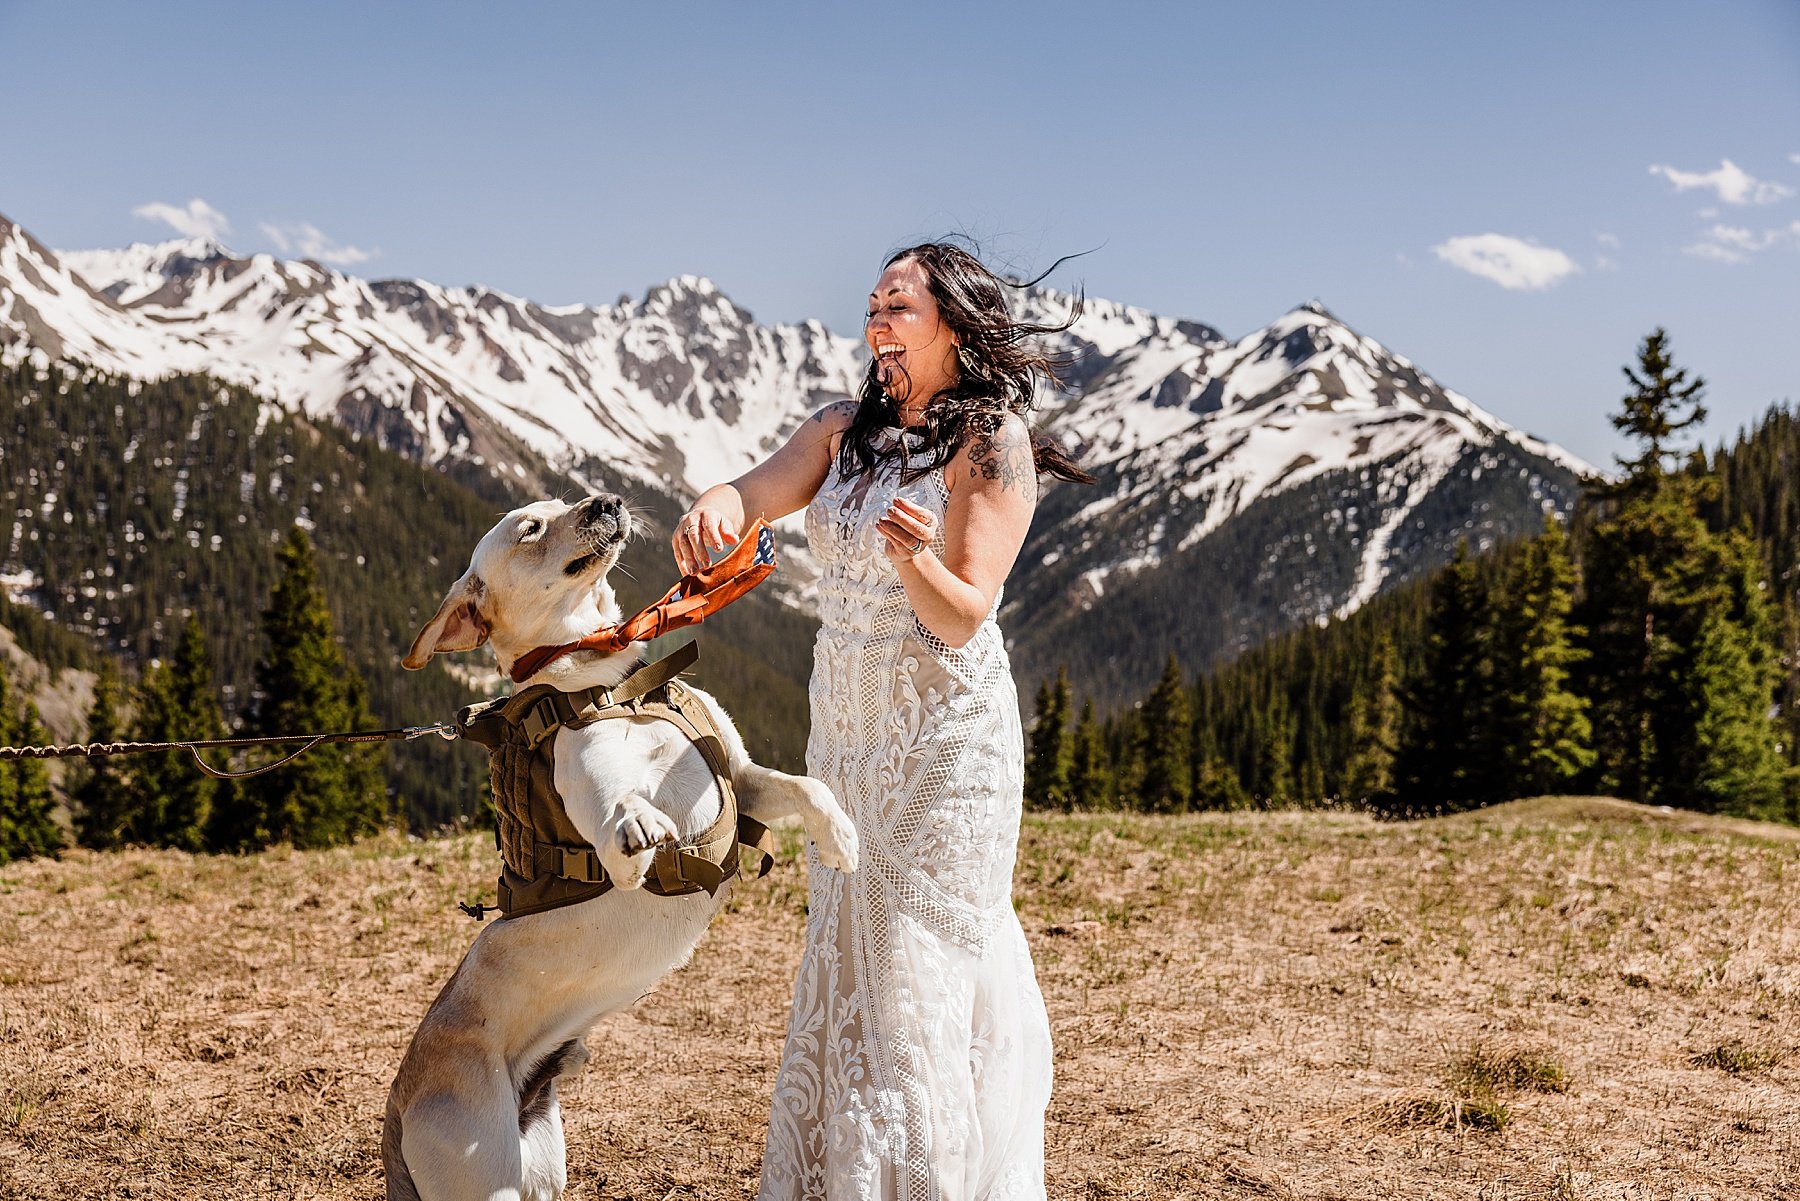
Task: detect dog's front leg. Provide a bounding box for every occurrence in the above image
[595,794,678,891]
[737,765,859,873]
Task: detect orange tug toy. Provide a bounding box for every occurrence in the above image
[508,518,778,684]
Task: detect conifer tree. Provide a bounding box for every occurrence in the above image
[244,527,384,849]
[1681,605,1788,818]
[1341,636,1400,806]
[1490,518,1594,797]
[1390,544,1495,815]
[1068,699,1111,810]
[1252,692,1294,807]
[127,617,233,850]
[0,659,62,863]
[1138,653,1192,811]
[1581,333,1785,814]
[1024,667,1074,809]
[72,663,134,848]
[1192,754,1250,810]
[1610,328,1707,488]
[1107,708,1146,809]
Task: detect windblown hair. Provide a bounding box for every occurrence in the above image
[838,240,1096,485]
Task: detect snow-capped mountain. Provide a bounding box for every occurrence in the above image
[9,216,865,502]
[0,212,1595,698]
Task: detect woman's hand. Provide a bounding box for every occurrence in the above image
[673,401,858,576]
[877,496,938,564]
[672,498,742,575]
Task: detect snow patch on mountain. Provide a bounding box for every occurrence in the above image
[0,211,1598,624]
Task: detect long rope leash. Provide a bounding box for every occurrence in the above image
[0,723,459,780]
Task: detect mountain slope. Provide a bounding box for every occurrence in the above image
[0,211,1596,705]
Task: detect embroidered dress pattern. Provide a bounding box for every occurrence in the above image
[760,428,1052,1201]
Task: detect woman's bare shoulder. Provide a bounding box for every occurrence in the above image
[806,399,860,432]
[948,411,1035,498]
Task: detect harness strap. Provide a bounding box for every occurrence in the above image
[457,642,772,917]
[502,640,700,750]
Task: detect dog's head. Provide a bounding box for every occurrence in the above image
[403,493,634,674]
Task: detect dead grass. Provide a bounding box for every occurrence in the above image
[1,796,1797,1198]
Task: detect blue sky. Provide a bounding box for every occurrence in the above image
[3,0,1796,468]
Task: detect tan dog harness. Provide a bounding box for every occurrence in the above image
[456,642,774,920]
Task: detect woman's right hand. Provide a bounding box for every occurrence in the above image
[673,401,856,575]
[672,498,742,575]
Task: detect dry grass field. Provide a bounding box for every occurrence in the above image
[1,797,1796,1200]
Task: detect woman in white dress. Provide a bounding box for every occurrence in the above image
[673,242,1090,1200]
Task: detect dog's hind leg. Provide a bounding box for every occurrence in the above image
[517,1039,588,1201]
[399,1079,530,1201]
[736,764,859,872]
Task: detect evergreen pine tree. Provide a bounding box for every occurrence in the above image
[1138,653,1193,811]
[1068,699,1111,810]
[1341,636,1400,806]
[73,663,134,849]
[1682,605,1788,818]
[1252,692,1294,807]
[244,527,385,849]
[0,659,62,863]
[1490,518,1595,797]
[1108,709,1146,810]
[1610,328,1707,488]
[125,616,232,851]
[1580,333,1786,815]
[1192,755,1250,810]
[1390,544,1496,815]
[1024,667,1074,809]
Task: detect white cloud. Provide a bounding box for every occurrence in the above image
[1648,159,1793,205]
[132,198,230,241]
[1595,232,1621,248]
[1791,152,1800,165]
[259,221,373,266]
[1431,234,1580,291]
[1683,220,1800,263]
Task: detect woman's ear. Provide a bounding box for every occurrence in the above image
[403,574,490,670]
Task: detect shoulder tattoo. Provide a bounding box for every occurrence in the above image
[966,421,1037,497]
[811,400,859,425]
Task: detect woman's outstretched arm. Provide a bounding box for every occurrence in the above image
[673,400,857,574]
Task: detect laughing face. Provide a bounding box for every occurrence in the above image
[865,257,959,420]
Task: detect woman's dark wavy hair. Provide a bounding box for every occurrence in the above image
[838,240,1096,486]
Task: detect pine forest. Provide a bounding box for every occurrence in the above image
[1,328,1796,862]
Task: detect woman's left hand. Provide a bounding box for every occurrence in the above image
[877,496,937,564]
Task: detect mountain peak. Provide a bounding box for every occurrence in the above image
[1293,299,1337,320]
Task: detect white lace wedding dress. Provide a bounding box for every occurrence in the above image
[759,427,1053,1201]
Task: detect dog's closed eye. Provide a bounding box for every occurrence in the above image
[518,518,544,542]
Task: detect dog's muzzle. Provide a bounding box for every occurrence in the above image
[563,494,630,576]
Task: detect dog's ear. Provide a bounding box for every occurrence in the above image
[403,575,491,670]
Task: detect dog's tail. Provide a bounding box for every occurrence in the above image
[382,1093,424,1201]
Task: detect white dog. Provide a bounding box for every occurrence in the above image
[383,493,857,1201]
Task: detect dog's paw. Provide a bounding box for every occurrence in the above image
[602,804,678,890]
[618,807,679,857]
[809,802,860,874]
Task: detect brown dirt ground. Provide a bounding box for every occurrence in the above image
[1,797,1796,1200]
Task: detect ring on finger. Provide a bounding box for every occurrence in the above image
[908,536,925,554]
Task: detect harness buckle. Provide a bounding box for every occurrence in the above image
[521,697,560,748]
[558,846,605,883]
